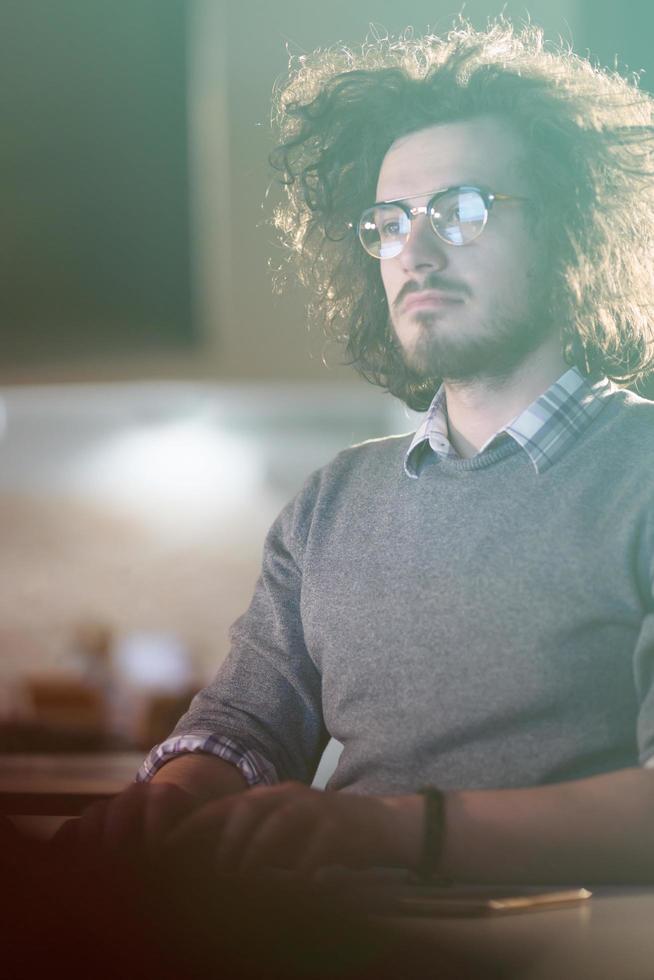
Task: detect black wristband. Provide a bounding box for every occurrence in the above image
[417,787,449,885]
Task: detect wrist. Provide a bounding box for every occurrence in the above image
[150,752,248,801]
[378,793,425,869]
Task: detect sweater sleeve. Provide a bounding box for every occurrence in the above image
[136,731,279,787]
[161,476,329,785]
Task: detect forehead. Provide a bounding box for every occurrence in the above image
[375,116,528,202]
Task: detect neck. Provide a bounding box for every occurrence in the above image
[443,340,569,460]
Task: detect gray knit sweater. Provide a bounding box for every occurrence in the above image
[174,388,654,794]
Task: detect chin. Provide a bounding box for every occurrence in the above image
[395,309,556,384]
[397,317,455,358]
[399,326,487,380]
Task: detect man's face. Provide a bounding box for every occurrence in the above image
[376,117,553,383]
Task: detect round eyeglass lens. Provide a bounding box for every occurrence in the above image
[429,188,488,245]
[358,204,410,258]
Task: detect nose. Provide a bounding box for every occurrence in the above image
[399,214,449,274]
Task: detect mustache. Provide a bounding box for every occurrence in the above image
[393,275,471,311]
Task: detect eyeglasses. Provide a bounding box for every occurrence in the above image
[357,185,529,259]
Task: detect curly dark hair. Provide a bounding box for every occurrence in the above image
[269,20,654,410]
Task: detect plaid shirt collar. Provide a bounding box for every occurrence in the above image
[405,366,614,478]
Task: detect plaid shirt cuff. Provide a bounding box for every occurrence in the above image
[136,732,279,788]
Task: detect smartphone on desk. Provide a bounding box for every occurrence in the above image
[389,884,592,917]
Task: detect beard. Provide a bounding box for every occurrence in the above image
[392,302,556,386]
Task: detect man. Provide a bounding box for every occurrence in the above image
[72,22,654,882]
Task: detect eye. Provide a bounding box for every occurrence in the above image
[380,218,402,238]
[442,201,462,223]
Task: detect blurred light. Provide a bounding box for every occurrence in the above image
[113,632,193,693]
[69,416,264,539]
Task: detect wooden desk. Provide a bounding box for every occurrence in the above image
[0,752,144,815]
[383,885,654,979]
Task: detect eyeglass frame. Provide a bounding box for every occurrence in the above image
[356,184,530,258]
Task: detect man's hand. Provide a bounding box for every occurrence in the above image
[52,782,200,865]
[51,753,249,865]
[164,781,423,875]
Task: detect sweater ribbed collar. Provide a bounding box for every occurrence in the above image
[405,366,614,478]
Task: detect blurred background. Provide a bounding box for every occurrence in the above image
[0,0,650,753]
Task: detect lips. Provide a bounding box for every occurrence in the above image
[402,290,464,312]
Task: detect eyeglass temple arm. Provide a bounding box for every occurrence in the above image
[492,193,530,202]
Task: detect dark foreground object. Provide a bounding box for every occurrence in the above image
[0,815,498,980]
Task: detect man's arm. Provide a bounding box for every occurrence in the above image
[148,478,328,789]
[387,766,654,882]
[165,766,654,883]
[436,766,654,883]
